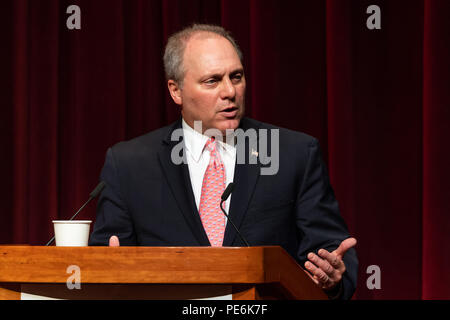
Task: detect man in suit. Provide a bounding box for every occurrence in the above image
[89,24,358,299]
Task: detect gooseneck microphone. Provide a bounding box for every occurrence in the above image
[220,183,250,247]
[45,181,106,246]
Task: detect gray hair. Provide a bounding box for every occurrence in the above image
[163,24,243,86]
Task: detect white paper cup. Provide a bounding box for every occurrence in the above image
[52,220,92,246]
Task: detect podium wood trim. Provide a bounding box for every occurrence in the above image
[0,246,327,300]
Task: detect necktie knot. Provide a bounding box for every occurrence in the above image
[205,138,217,153]
[205,138,222,167]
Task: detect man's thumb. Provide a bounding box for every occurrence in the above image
[334,237,357,258]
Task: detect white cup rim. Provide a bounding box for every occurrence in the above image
[52,220,92,224]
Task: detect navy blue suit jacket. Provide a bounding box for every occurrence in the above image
[89,117,358,299]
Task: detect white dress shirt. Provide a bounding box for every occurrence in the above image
[182,119,236,220]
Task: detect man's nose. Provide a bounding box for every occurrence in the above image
[220,77,236,100]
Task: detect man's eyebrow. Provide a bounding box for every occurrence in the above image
[230,68,244,75]
[201,68,244,80]
[201,72,224,80]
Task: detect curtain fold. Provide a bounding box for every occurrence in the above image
[422,0,450,300]
[11,0,29,244]
[0,0,448,299]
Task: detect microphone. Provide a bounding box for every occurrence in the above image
[220,183,250,247]
[45,181,106,246]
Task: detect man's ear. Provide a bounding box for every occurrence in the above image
[168,80,182,105]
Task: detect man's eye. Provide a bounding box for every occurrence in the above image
[205,79,217,85]
[232,74,242,82]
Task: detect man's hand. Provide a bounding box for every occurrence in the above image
[304,237,357,291]
[109,235,120,247]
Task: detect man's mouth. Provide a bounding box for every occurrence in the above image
[220,106,239,118]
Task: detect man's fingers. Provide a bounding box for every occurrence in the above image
[305,238,357,290]
[308,252,335,277]
[333,237,357,259]
[303,263,320,285]
[318,249,342,269]
[305,260,330,285]
[109,235,120,247]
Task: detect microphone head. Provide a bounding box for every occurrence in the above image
[89,181,106,198]
[221,182,235,201]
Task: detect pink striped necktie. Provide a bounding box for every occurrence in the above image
[198,138,226,247]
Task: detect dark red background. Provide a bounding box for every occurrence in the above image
[0,0,449,299]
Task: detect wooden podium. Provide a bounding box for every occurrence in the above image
[0,245,327,300]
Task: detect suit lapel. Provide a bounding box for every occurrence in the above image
[223,118,261,246]
[157,120,210,246]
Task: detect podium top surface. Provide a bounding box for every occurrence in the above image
[0,245,327,299]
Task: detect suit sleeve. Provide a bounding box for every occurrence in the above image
[295,139,358,300]
[89,147,137,246]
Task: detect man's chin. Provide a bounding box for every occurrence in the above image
[199,118,242,136]
[218,118,241,133]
